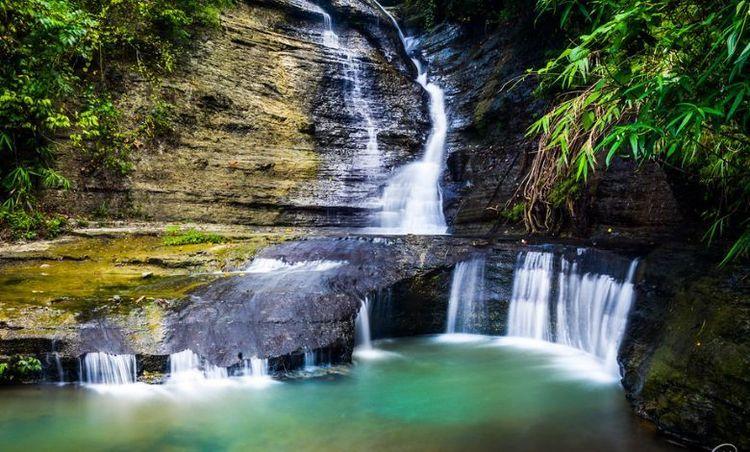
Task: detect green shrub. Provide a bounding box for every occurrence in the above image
[0,207,68,240]
[518,0,750,262]
[0,356,43,382]
[163,225,226,246]
[500,202,525,222]
[0,0,232,240]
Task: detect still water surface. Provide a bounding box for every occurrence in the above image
[0,336,677,451]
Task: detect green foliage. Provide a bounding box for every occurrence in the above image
[141,98,176,140]
[71,95,132,176]
[401,0,524,29]
[0,356,42,382]
[163,225,226,246]
[522,0,750,262]
[0,0,230,240]
[0,207,68,240]
[500,202,526,222]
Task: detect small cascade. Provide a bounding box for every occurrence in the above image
[320,12,339,48]
[316,3,381,172]
[168,349,228,383]
[372,3,448,234]
[304,350,316,369]
[44,351,65,384]
[80,352,137,385]
[446,257,486,334]
[244,258,344,273]
[507,252,555,340]
[240,357,269,378]
[355,296,373,349]
[506,249,639,376]
[52,352,64,383]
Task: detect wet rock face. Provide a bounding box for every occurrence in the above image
[409,14,682,240]
[164,236,478,366]
[370,242,518,338]
[45,0,428,227]
[620,246,750,449]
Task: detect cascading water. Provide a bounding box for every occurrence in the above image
[316,4,381,171]
[371,2,448,234]
[168,349,228,383]
[446,257,486,334]
[507,252,554,341]
[304,350,316,369]
[556,258,639,374]
[239,357,269,378]
[506,249,639,376]
[355,296,373,350]
[80,352,137,385]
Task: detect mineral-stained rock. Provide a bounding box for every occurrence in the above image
[43,0,429,227]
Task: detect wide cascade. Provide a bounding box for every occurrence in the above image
[372,2,448,234]
[445,257,486,334]
[506,252,555,340]
[80,352,137,385]
[506,249,639,375]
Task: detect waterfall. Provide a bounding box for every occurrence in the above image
[556,258,639,374]
[239,357,269,378]
[372,2,448,234]
[80,352,137,385]
[317,4,381,171]
[168,349,228,383]
[304,350,316,369]
[506,249,639,376]
[446,257,486,334]
[355,296,373,349]
[507,252,555,340]
[44,351,65,384]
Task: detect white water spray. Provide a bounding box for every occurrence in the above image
[304,350,316,369]
[168,349,228,383]
[316,5,381,171]
[355,296,373,349]
[240,357,269,378]
[507,252,555,340]
[506,250,639,377]
[556,258,639,375]
[80,352,137,385]
[446,257,486,334]
[372,3,448,234]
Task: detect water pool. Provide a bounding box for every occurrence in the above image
[0,336,677,451]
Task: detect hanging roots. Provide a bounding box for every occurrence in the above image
[510,85,624,234]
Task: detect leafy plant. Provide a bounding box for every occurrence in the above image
[163,225,226,246]
[0,0,232,240]
[516,0,750,262]
[0,356,42,382]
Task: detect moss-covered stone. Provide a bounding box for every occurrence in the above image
[620,246,750,449]
[0,228,295,355]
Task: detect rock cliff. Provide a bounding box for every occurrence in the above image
[44,0,429,227]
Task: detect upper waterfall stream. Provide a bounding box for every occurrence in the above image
[371,1,448,234]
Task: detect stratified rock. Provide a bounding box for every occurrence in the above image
[44,0,429,227]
